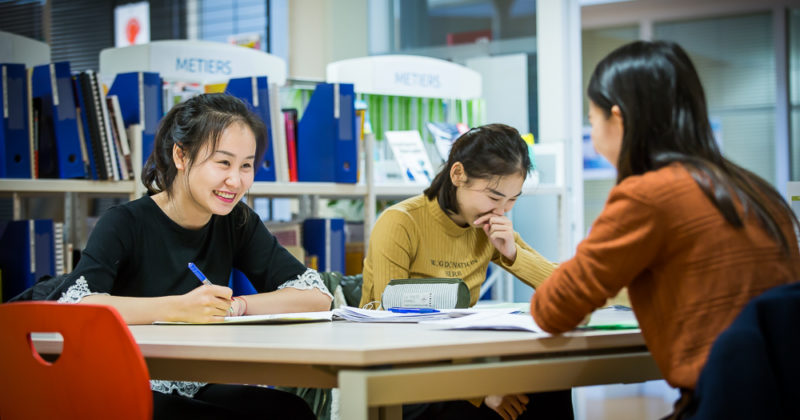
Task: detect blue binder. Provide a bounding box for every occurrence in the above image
[0,219,57,302]
[31,62,87,179]
[297,83,357,183]
[225,76,276,182]
[302,218,345,273]
[107,72,163,167]
[33,219,55,282]
[0,63,32,178]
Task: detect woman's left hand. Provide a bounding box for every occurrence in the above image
[474,212,517,263]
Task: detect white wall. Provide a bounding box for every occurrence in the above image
[287,0,369,80]
[466,54,530,134]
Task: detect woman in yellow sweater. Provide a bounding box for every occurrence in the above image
[362,123,572,420]
[530,40,800,418]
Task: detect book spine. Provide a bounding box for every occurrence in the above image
[109,95,133,180]
[79,72,109,180]
[283,110,298,182]
[54,221,64,276]
[96,73,120,181]
[106,96,130,180]
[26,68,36,178]
[87,71,113,180]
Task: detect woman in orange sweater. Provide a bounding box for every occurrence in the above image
[530,40,800,417]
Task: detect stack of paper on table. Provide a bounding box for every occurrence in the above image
[332,306,508,323]
[424,306,638,333]
[153,311,333,325]
[424,310,547,333]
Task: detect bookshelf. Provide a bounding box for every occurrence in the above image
[2,45,565,299]
[247,182,367,197]
[0,179,136,194]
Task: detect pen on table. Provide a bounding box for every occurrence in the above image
[388,307,440,314]
[188,262,212,286]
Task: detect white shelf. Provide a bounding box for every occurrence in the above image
[0,179,137,194]
[247,181,367,197]
[523,184,566,196]
[372,183,564,200]
[374,184,427,198]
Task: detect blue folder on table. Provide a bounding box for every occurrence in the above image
[0,63,32,178]
[225,76,276,182]
[31,62,86,179]
[107,72,163,167]
[297,83,357,183]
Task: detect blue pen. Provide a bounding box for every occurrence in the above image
[188,262,212,286]
[388,307,440,314]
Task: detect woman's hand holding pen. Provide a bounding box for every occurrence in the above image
[178,284,234,323]
[474,211,517,263]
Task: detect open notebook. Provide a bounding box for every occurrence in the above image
[153,311,333,325]
[423,306,638,333]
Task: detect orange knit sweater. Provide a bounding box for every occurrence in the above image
[531,163,800,390]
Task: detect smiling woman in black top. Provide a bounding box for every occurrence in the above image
[57,93,331,419]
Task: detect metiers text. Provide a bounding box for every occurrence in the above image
[394,72,441,89]
[175,58,232,75]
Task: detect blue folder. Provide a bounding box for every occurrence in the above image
[33,219,55,282]
[0,220,56,302]
[302,218,345,273]
[0,63,32,178]
[107,72,163,168]
[297,83,357,183]
[225,76,276,181]
[31,62,87,179]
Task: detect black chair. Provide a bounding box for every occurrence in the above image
[685,282,800,419]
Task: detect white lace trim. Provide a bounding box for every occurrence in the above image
[278,268,333,300]
[57,276,109,303]
[150,380,207,398]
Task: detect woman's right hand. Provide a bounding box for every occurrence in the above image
[177,284,233,323]
[484,394,529,420]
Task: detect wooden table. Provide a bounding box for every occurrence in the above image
[116,321,661,420]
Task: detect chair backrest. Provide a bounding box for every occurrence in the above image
[687,282,800,420]
[0,301,152,420]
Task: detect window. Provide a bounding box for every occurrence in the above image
[581,26,638,234]
[655,13,776,185]
[198,0,268,51]
[382,0,536,53]
[789,9,800,180]
[0,0,45,42]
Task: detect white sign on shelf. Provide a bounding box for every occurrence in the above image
[99,40,287,85]
[327,55,481,99]
[0,31,50,67]
[385,131,437,185]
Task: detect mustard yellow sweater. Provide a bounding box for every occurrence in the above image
[360,194,557,308]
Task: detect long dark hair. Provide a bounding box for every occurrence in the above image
[142,93,267,196]
[424,123,532,214]
[588,40,798,254]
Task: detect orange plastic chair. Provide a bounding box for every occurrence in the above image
[0,301,152,419]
